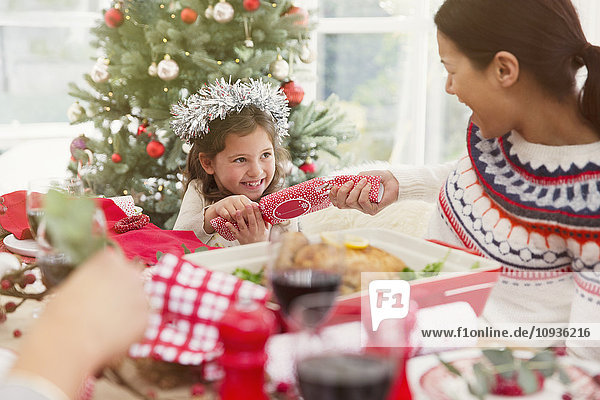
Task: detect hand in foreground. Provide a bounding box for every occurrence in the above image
[12,248,149,399]
[329,170,399,215]
[226,203,270,244]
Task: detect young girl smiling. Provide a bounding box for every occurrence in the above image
[171,78,296,247]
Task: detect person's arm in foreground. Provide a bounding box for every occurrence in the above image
[3,249,149,399]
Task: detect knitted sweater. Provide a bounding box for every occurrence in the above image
[390,122,600,359]
[173,179,298,247]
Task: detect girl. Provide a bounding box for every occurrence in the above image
[171,78,296,247]
[331,0,600,360]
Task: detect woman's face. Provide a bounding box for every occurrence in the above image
[437,31,515,139]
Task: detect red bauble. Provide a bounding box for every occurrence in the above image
[137,123,148,136]
[243,0,260,12]
[146,140,165,158]
[285,6,309,26]
[299,160,316,174]
[105,7,124,28]
[111,153,122,163]
[281,81,304,107]
[181,7,198,24]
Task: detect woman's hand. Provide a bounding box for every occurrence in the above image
[329,170,399,215]
[226,203,270,244]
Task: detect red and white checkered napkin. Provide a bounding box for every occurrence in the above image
[128,253,269,365]
[210,175,383,241]
[109,195,138,217]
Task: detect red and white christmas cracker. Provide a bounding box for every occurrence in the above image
[129,253,269,365]
[210,175,383,241]
[109,195,139,217]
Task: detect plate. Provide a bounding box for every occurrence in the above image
[407,348,600,400]
[0,347,17,379]
[3,234,40,257]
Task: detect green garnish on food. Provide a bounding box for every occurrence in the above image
[232,267,264,284]
[399,250,451,281]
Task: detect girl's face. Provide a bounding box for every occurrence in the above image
[201,126,275,201]
[437,31,516,139]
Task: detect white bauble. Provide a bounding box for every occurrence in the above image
[91,59,110,83]
[269,58,289,80]
[204,5,214,19]
[182,142,192,154]
[300,44,316,63]
[157,58,179,81]
[213,0,234,23]
[67,102,85,122]
[148,62,158,76]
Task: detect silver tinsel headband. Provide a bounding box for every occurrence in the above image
[170,77,290,143]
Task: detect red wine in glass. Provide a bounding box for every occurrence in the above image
[296,353,394,400]
[271,269,341,328]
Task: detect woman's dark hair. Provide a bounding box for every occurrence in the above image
[184,105,290,203]
[434,0,600,133]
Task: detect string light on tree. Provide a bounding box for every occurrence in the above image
[157,55,179,81]
[213,0,234,23]
[181,7,198,24]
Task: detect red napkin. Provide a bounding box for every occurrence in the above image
[0,190,32,240]
[98,198,213,265]
[211,175,383,241]
[128,253,269,365]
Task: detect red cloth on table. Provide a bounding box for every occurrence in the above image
[98,198,213,265]
[0,190,32,240]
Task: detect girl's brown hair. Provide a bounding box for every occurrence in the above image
[183,105,290,203]
[434,0,600,134]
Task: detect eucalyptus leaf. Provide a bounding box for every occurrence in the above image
[467,382,486,400]
[557,365,571,385]
[482,349,515,378]
[517,364,540,394]
[181,243,191,254]
[194,247,209,253]
[473,362,491,394]
[437,356,462,377]
[526,350,556,377]
[156,251,163,261]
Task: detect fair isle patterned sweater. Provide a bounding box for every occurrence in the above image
[390,122,600,360]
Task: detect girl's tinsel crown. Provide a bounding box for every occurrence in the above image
[170,77,290,143]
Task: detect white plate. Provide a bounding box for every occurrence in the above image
[407,348,600,400]
[3,234,40,257]
[0,347,17,379]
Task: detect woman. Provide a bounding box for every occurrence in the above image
[331,0,600,359]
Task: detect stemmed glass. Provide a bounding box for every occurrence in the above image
[26,177,84,240]
[267,231,346,333]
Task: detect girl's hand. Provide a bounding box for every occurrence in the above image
[211,195,254,222]
[225,203,270,244]
[329,170,399,215]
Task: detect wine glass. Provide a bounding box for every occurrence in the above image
[267,231,346,333]
[26,177,84,241]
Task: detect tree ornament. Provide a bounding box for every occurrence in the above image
[204,4,214,19]
[243,0,260,12]
[67,102,85,123]
[299,43,316,63]
[147,140,165,158]
[147,62,158,76]
[111,153,122,163]
[243,17,254,48]
[157,55,179,81]
[299,157,316,174]
[213,0,234,23]
[90,58,110,83]
[269,55,289,80]
[104,7,124,28]
[284,6,309,26]
[182,142,192,154]
[137,120,149,136]
[181,7,198,24]
[70,135,89,158]
[281,80,304,107]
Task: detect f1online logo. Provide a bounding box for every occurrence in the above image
[368,280,410,331]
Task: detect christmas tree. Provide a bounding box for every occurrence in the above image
[67,0,357,228]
